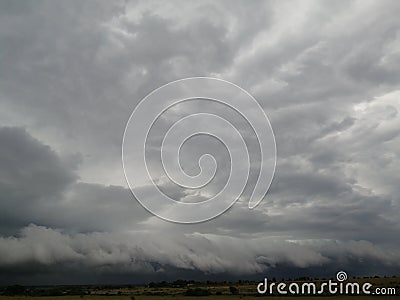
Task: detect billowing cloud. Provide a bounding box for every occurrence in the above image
[0,0,399,284]
[0,127,78,234]
[1,224,399,283]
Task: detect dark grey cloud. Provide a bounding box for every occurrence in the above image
[0,127,78,234]
[0,126,156,235]
[0,0,400,284]
[1,224,399,285]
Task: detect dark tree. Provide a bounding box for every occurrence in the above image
[229,286,239,295]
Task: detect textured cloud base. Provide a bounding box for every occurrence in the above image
[1,224,399,284]
[1,0,400,283]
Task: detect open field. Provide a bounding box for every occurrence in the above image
[1,277,399,299]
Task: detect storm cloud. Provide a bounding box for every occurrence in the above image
[0,0,400,284]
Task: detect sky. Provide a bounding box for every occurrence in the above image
[0,0,400,284]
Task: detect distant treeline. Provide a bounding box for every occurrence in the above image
[0,285,89,297]
[147,279,254,288]
[1,275,398,297]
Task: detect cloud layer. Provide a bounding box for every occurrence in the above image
[0,0,400,283]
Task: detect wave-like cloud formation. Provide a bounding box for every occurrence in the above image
[1,224,399,276]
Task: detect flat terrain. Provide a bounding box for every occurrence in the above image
[1,277,399,299]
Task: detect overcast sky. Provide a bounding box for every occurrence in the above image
[1,0,400,284]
